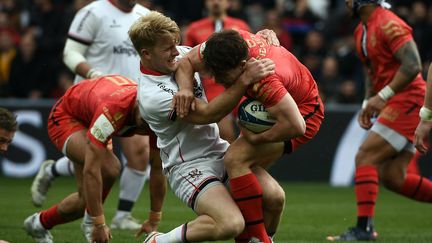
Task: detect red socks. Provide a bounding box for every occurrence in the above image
[355,166,379,217]
[40,205,67,229]
[400,174,432,202]
[230,173,269,243]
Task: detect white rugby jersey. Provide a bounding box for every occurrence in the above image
[67,0,149,83]
[138,46,229,170]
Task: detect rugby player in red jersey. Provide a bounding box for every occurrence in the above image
[175,29,324,243]
[184,0,251,142]
[23,75,165,243]
[326,0,432,241]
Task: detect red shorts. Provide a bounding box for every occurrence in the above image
[202,77,246,118]
[47,98,86,152]
[290,96,325,152]
[377,91,423,143]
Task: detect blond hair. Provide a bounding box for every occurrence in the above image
[129,11,180,53]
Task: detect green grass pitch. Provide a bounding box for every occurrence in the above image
[0,176,431,242]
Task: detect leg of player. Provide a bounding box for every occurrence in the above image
[24,130,120,243]
[144,184,245,242]
[111,135,150,230]
[31,156,75,207]
[217,115,237,143]
[253,166,285,241]
[380,149,432,203]
[406,150,421,175]
[224,137,284,243]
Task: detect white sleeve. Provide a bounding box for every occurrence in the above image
[63,38,88,72]
[67,5,100,44]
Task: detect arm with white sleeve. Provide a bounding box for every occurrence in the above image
[63,38,103,79]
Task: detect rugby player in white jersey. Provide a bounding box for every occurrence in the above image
[129,11,285,243]
[29,0,160,237]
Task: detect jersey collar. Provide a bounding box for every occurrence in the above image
[108,0,133,13]
[140,64,164,76]
[366,6,383,24]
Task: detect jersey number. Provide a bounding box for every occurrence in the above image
[106,76,135,86]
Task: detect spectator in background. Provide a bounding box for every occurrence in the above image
[317,56,342,102]
[8,32,50,99]
[0,30,16,97]
[184,0,250,143]
[260,9,293,51]
[0,11,20,45]
[409,1,432,66]
[0,107,17,155]
[281,0,321,50]
[28,0,68,95]
[299,29,326,78]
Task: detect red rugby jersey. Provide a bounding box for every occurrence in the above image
[61,75,137,148]
[353,7,425,95]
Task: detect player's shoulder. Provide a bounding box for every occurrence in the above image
[76,0,110,17]
[188,18,211,29]
[176,45,192,56]
[133,3,150,16]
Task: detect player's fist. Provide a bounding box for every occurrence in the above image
[92,224,112,243]
[136,220,158,238]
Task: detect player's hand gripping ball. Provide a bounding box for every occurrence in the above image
[238,98,275,133]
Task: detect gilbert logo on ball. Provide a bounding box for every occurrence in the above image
[238,98,275,133]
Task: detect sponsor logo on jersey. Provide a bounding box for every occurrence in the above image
[113,41,138,57]
[193,78,203,98]
[110,19,121,28]
[90,114,115,143]
[157,83,175,96]
[77,10,91,33]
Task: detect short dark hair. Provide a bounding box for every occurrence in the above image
[0,108,17,132]
[202,30,248,79]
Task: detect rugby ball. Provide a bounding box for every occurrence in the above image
[238,98,275,133]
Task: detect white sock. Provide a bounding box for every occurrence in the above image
[35,213,46,230]
[54,156,75,176]
[114,166,147,218]
[155,224,185,243]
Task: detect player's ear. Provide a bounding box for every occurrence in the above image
[240,60,247,69]
[141,48,151,59]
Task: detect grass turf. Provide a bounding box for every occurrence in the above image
[0,177,431,242]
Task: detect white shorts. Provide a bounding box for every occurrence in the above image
[371,122,415,153]
[166,156,228,210]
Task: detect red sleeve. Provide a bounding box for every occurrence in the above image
[86,104,124,149]
[380,16,413,54]
[247,75,287,108]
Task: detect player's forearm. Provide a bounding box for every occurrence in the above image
[423,64,432,110]
[175,57,195,92]
[83,167,104,217]
[83,144,105,218]
[197,80,247,124]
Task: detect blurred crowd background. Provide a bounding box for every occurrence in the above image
[0,0,431,104]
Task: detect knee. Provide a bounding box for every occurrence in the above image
[265,185,285,214]
[355,148,373,167]
[380,166,405,191]
[214,215,245,240]
[102,159,121,181]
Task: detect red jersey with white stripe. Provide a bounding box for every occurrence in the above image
[353,7,426,141]
[61,75,137,148]
[353,7,425,95]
